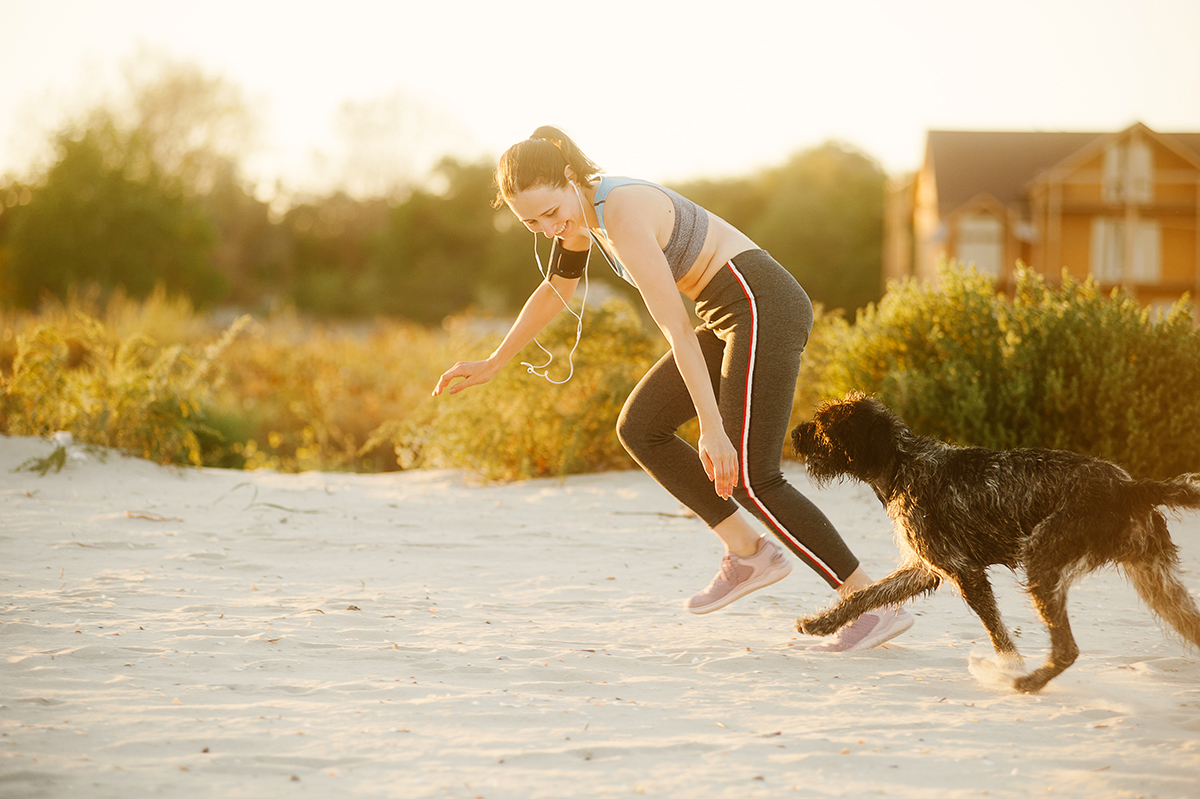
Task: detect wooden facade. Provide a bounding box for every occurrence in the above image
[885,123,1200,318]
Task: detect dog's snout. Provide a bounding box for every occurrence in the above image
[791,422,815,456]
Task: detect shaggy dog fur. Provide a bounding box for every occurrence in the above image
[790,392,1200,693]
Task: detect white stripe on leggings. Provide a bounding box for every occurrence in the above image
[723,259,841,586]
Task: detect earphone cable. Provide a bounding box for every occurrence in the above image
[519,182,592,384]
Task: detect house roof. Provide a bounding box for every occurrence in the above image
[926,128,1200,217]
[927,130,1099,216]
[1166,133,1200,161]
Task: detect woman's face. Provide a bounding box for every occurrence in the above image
[506,182,585,241]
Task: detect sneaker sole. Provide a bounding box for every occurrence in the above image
[686,560,793,615]
[853,612,914,650]
[812,611,915,652]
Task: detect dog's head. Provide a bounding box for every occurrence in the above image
[790,392,909,486]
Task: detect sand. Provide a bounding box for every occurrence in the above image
[2,433,1199,799]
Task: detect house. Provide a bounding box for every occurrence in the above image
[885,123,1200,317]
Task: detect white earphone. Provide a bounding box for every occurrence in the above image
[520,178,592,385]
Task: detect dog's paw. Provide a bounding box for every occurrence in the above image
[1012,671,1052,694]
[796,614,840,636]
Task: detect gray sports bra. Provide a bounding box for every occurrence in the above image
[589,176,709,286]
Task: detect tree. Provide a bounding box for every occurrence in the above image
[121,51,258,197]
[0,55,258,309]
[201,160,286,307]
[748,142,886,313]
[2,118,222,308]
[275,192,391,316]
[330,89,479,200]
[363,158,535,323]
[675,142,887,314]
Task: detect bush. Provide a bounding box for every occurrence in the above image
[366,298,665,480]
[822,263,1200,479]
[6,269,1196,483]
[0,310,246,466]
[0,297,454,474]
[206,311,452,472]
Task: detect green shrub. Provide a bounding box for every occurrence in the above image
[366,298,665,480]
[206,313,453,473]
[0,312,246,466]
[822,262,1200,479]
[8,269,1195,483]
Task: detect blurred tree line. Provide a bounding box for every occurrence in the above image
[0,59,886,323]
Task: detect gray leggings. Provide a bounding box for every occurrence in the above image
[616,249,859,588]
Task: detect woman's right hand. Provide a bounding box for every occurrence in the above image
[697,427,740,501]
[432,358,499,396]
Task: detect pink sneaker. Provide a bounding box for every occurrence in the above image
[687,538,792,614]
[807,606,914,652]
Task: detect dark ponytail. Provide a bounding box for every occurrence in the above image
[493,125,602,208]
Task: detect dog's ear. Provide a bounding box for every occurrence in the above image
[832,395,905,479]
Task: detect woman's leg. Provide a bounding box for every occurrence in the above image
[616,329,741,528]
[617,329,794,611]
[709,252,913,646]
[617,255,859,586]
[710,253,860,589]
[619,252,913,638]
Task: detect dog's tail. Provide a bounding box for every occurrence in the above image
[1123,513,1200,650]
[1125,473,1200,511]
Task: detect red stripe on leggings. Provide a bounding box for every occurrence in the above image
[723,260,841,586]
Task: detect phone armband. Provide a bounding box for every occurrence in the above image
[549,239,589,279]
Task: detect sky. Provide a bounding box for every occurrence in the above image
[3,0,1199,199]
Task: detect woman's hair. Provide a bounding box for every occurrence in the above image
[493,125,602,208]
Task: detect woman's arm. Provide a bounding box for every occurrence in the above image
[433,273,579,396]
[603,191,739,500]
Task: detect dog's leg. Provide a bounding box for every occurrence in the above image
[952,569,1022,664]
[797,566,940,636]
[1013,568,1080,694]
[1123,512,1200,648]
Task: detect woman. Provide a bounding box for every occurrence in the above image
[433,126,911,651]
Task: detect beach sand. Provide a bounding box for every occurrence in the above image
[2,434,1199,799]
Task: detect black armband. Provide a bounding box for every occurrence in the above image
[548,238,589,279]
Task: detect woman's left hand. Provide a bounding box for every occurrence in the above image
[432,357,500,396]
[698,429,739,500]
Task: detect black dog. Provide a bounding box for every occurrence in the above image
[791,392,1200,693]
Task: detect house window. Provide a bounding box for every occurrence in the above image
[1130,219,1161,282]
[1102,139,1154,204]
[1091,218,1121,281]
[956,214,1003,278]
[1089,218,1161,283]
